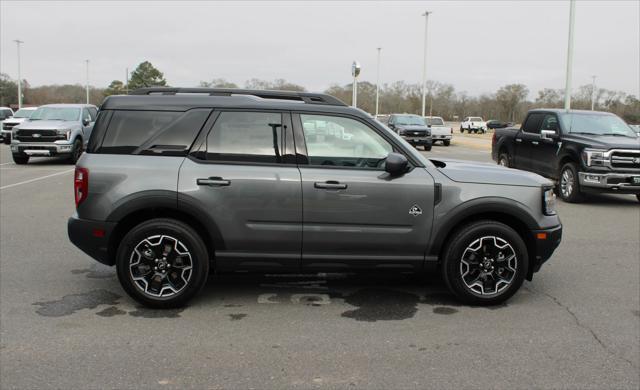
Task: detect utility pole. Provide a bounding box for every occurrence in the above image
[564,0,576,110]
[351,61,361,108]
[14,40,24,109]
[591,75,597,110]
[375,47,381,117]
[421,11,432,117]
[125,67,129,94]
[85,59,90,104]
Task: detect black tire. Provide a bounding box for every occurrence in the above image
[424,144,432,151]
[558,162,584,203]
[498,152,511,168]
[636,194,640,203]
[441,220,529,306]
[443,140,451,146]
[3,135,10,145]
[69,138,83,164]
[459,127,464,133]
[116,218,210,308]
[12,153,29,165]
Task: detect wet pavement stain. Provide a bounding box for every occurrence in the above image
[33,289,121,317]
[341,288,420,322]
[433,306,458,315]
[71,265,115,279]
[228,313,247,321]
[128,307,184,318]
[96,306,126,317]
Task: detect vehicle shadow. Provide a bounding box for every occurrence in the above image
[580,193,639,206]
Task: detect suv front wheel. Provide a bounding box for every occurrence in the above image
[116,218,210,308]
[441,220,528,305]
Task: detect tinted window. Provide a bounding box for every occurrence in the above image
[540,114,559,132]
[88,107,98,121]
[205,111,286,163]
[301,114,392,169]
[522,113,545,133]
[98,109,209,155]
[427,117,444,126]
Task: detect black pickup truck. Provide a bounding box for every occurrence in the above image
[492,109,640,203]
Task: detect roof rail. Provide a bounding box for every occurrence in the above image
[130,87,347,106]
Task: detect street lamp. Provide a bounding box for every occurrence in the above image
[351,60,361,108]
[421,11,432,117]
[375,48,381,117]
[563,0,576,110]
[14,40,23,109]
[591,75,597,111]
[85,60,90,104]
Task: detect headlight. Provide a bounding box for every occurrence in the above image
[543,188,557,216]
[581,148,607,166]
[57,129,71,139]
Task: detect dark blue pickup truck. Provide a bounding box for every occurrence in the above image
[492,109,640,203]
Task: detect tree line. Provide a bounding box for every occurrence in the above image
[1,61,638,124]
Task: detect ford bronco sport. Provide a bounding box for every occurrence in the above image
[68,88,562,308]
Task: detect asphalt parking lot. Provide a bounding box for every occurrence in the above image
[1,136,638,389]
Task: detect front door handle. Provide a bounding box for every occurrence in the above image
[531,141,539,145]
[197,177,230,186]
[515,138,522,143]
[314,181,347,190]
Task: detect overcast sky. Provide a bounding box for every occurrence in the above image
[1,0,638,98]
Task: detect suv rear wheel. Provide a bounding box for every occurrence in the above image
[441,220,528,305]
[116,218,210,308]
[558,162,583,203]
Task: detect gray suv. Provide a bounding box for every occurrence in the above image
[10,104,97,164]
[68,88,562,308]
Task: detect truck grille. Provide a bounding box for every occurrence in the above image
[611,151,640,169]
[15,129,63,143]
[2,122,17,131]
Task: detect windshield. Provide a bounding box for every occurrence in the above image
[561,113,636,137]
[13,109,35,119]
[426,117,444,126]
[395,115,425,126]
[470,117,483,122]
[30,107,80,121]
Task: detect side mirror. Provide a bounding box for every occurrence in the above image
[541,129,557,142]
[83,118,90,126]
[385,152,408,176]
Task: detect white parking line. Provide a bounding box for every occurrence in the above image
[0,162,14,166]
[0,169,74,190]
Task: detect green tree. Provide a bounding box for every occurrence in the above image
[244,78,305,91]
[199,78,238,88]
[0,73,19,107]
[104,80,126,96]
[128,61,167,90]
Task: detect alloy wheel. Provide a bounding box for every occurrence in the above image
[129,235,193,298]
[459,236,517,296]
[560,168,574,198]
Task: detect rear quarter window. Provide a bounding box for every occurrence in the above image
[92,109,211,155]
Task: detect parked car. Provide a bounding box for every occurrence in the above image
[68,87,562,308]
[486,119,514,130]
[425,116,452,146]
[0,107,15,140]
[460,117,487,133]
[10,104,98,164]
[387,114,433,150]
[492,109,640,203]
[1,107,37,144]
[630,124,640,137]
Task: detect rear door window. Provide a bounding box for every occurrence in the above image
[96,109,211,155]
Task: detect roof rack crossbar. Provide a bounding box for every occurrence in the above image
[130,87,347,106]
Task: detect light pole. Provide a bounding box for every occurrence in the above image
[563,0,576,110]
[421,11,432,117]
[591,75,597,110]
[85,60,90,104]
[14,40,23,109]
[125,67,129,94]
[351,61,361,108]
[375,47,381,117]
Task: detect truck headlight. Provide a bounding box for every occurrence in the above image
[57,129,71,140]
[581,148,607,166]
[543,188,557,216]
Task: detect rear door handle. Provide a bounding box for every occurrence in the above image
[531,141,539,145]
[197,177,230,186]
[515,138,522,143]
[314,181,347,190]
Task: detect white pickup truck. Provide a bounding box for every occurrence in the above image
[460,116,487,134]
[425,116,452,146]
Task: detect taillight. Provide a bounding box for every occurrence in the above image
[74,167,89,207]
[491,132,497,146]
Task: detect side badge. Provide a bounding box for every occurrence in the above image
[409,204,422,217]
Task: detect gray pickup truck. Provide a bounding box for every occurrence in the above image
[10,104,98,164]
[68,88,562,308]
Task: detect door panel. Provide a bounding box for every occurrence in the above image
[531,114,561,176]
[300,167,434,270]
